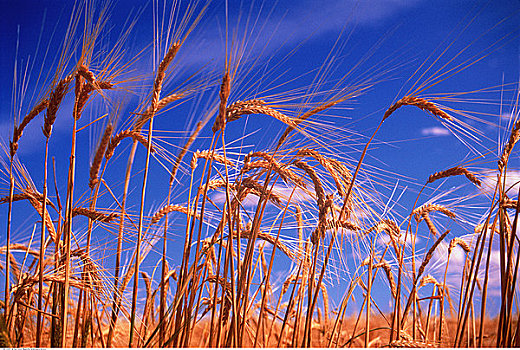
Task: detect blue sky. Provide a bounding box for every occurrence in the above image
[1,0,519,315]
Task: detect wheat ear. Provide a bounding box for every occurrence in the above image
[212,71,230,132]
[413,203,456,222]
[89,123,113,189]
[374,261,397,299]
[22,189,57,242]
[448,237,470,254]
[0,191,57,212]
[43,73,74,138]
[133,41,181,131]
[150,204,199,225]
[71,207,119,222]
[383,96,452,121]
[498,117,520,171]
[225,99,298,128]
[190,150,234,169]
[427,166,481,187]
[11,99,49,156]
[297,148,351,197]
[293,160,328,244]
[105,129,155,160]
[242,152,305,187]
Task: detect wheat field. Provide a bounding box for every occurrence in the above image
[1,0,519,348]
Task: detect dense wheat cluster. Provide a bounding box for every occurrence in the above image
[1,0,519,348]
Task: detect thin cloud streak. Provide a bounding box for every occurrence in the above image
[421,126,450,136]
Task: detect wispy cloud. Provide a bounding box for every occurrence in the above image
[278,0,422,39]
[421,126,450,137]
[184,0,422,67]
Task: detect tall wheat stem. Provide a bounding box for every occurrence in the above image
[35,138,50,347]
[159,183,173,347]
[106,140,138,346]
[128,114,155,348]
[4,158,14,325]
[254,184,296,347]
[60,105,79,347]
[365,241,374,347]
[454,174,500,346]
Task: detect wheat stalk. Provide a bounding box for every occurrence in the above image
[129,39,181,347]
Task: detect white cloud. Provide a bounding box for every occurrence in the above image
[480,169,520,196]
[501,112,515,121]
[421,126,450,137]
[427,233,502,300]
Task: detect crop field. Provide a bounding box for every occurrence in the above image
[0,0,519,347]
